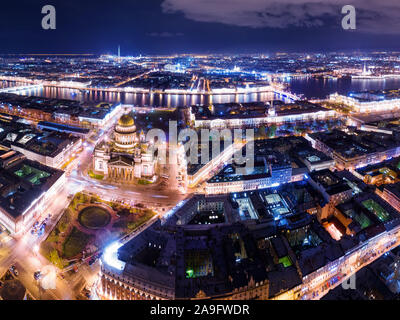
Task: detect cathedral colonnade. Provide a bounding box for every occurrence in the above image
[108,166,135,181]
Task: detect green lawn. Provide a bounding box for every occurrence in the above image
[62,227,93,259]
[138,179,152,185]
[88,170,104,180]
[127,210,156,230]
[112,210,156,232]
[78,206,111,229]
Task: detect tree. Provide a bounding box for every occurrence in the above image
[49,249,65,269]
[268,124,277,138]
[259,126,267,139]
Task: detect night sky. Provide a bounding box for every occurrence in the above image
[1,0,400,54]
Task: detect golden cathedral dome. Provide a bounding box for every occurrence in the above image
[114,114,137,149]
[118,114,135,127]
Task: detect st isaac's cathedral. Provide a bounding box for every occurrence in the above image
[93,114,156,182]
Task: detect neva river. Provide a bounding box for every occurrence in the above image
[1,80,275,107]
[286,77,400,99]
[3,77,400,107]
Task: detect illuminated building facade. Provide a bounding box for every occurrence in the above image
[205,137,333,195]
[10,135,82,169]
[185,140,241,187]
[0,117,82,169]
[190,101,337,129]
[330,91,400,113]
[0,93,122,128]
[377,183,400,213]
[93,114,155,181]
[0,147,65,234]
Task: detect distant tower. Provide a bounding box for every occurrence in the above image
[118,45,121,62]
[362,62,371,76]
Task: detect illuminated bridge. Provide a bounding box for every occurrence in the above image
[0,84,43,94]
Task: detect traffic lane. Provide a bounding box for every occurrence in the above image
[12,260,58,300]
[13,255,74,300]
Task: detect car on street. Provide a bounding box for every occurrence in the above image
[37,226,45,237]
[34,271,41,280]
[9,265,18,277]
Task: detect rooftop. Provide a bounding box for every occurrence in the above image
[0,149,64,219]
[191,100,330,122]
[309,129,400,160]
[348,89,400,103]
[0,118,79,158]
[0,93,119,121]
[104,172,400,300]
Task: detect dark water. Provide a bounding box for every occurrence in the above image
[4,77,400,106]
[287,77,400,99]
[36,86,275,107]
[1,80,275,107]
